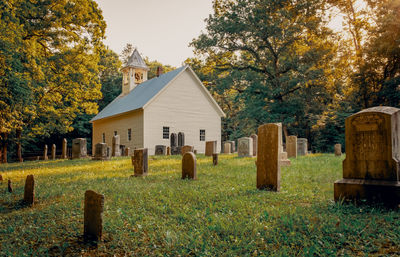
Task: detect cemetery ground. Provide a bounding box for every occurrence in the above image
[0,155,399,256]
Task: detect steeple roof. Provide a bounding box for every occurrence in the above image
[124,49,149,70]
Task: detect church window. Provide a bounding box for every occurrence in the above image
[102,133,105,143]
[200,129,206,141]
[128,129,132,141]
[163,127,169,139]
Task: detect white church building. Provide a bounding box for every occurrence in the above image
[90,49,225,155]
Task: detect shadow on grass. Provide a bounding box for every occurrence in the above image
[47,234,113,256]
[0,199,33,214]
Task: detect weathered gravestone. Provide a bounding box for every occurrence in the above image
[51,144,56,160]
[72,138,87,159]
[8,179,12,193]
[155,145,167,155]
[23,175,35,206]
[334,144,342,156]
[223,142,231,154]
[297,138,308,156]
[170,133,179,155]
[167,146,171,156]
[93,143,109,160]
[178,132,185,147]
[182,152,197,179]
[213,153,218,166]
[181,145,194,156]
[238,137,253,157]
[112,135,121,157]
[286,136,297,158]
[250,134,258,156]
[256,123,281,191]
[43,145,48,160]
[205,141,217,156]
[334,106,400,205]
[131,148,148,177]
[61,138,67,159]
[84,190,104,241]
[124,147,130,156]
[280,151,291,166]
[230,141,236,153]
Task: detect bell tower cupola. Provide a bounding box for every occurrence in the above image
[121,49,149,96]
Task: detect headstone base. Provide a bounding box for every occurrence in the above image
[334,179,400,206]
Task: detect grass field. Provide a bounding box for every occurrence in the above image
[0,154,399,256]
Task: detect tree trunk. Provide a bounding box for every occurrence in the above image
[1,133,8,164]
[16,129,23,162]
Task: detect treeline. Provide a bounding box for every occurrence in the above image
[186,0,400,152]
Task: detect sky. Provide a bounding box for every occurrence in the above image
[95,0,214,67]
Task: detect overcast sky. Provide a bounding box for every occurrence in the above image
[95,0,213,67]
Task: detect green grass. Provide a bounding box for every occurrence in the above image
[0,154,399,256]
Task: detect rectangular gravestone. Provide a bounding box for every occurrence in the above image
[23,175,35,205]
[223,142,231,154]
[167,146,171,156]
[84,190,104,241]
[155,145,167,155]
[334,144,342,156]
[286,136,297,158]
[238,137,253,157]
[334,106,400,205]
[230,141,236,153]
[297,138,308,156]
[51,144,56,160]
[250,134,258,156]
[181,145,194,156]
[131,148,148,177]
[213,153,218,165]
[43,145,48,160]
[112,135,121,157]
[62,138,67,159]
[125,147,130,156]
[72,138,87,159]
[256,123,281,191]
[93,143,109,160]
[182,152,197,179]
[205,141,217,156]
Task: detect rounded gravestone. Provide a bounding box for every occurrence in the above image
[182,152,197,180]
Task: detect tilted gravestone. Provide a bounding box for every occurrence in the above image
[112,135,121,157]
[131,148,148,177]
[238,137,253,157]
[334,106,400,205]
[72,138,87,159]
[256,123,281,191]
[297,138,308,156]
[8,179,12,193]
[205,141,217,156]
[93,143,109,160]
[23,175,35,206]
[178,132,185,147]
[286,136,297,158]
[182,152,197,180]
[223,142,231,154]
[61,138,67,159]
[51,144,56,160]
[213,153,218,166]
[181,145,194,156]
[334,144,342,156]
[250,134,258,156]
[84,190,104,241]
[43,145,48,160]
[155,145,167,155]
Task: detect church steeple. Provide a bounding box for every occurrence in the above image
[121,49,149,96]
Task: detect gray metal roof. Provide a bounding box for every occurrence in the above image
[91,66,186,122]
[125,49,149,70]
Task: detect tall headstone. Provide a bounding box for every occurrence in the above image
[23,175,35,206]
[181,145,194,156]
[334,106,400,205]
[213,153,218,166]
[334,144,342,156]
[170,133,177,148]
[155,145,167,155]
[178,132,185,147]
[8,179,12,193]
[72,138,87,159]
[131,148,148,177]
[250,134,258,156]
[182,152,197,179]
[256,123,281,191]
[84,190,104,241]
[167,146,171,156]
[223,142,231,154]
[125,147,130,156]
[51,144,56,160]
[93,143,109,160]
[61,138,67,159]
[43,145,48,160]
[297,138,308,156]
[112,135,121,157]
[205,141,217,156]
[238,137,253,157]
[286,136,297,158]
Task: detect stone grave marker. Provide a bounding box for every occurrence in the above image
[23,175,35,206]
[297,138,308,156]
[334,144,342,156]
[181,145,194,156]
[72,138,87,159]
[8,179,12,193]
[125,147,130,156]
[223,142,231,154]
[178,132,185,147]
[238,137,253,157]
[155,145,167,155]
[43,145,48,160]
[230,141,236,153]
[280,151,291,166]
[213,153,218,166]
[93,143,109,160]
[170,133,179,155]
[256,123,281,191]
[112,135,121,157]
[84,190,104,241]
[167,146,171,156]
[62,138,67,159]
[205,141,217,156]
[334,106,400,205]
[286,136,297,158]
[250,134,258,156]
[51,144,56,160]
[131,148,148,177]
[182,152,197,179]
